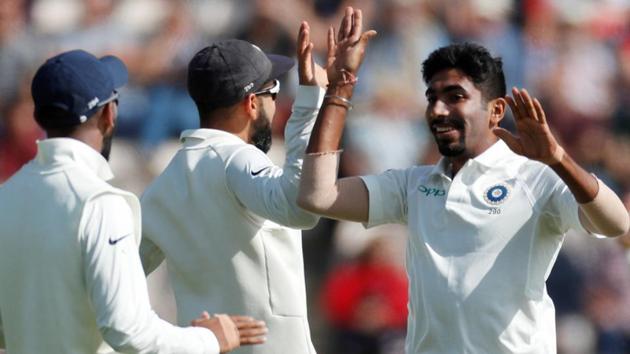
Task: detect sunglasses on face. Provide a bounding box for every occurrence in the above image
[254,79,280,101]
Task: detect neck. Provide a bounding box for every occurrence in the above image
[47,127,103,153]
[446,136,499,177]
[200,117,249,144]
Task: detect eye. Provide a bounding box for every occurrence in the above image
[448,93,466,103]
[426,95,437,104]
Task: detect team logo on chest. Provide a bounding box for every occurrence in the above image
[483,183,510,205]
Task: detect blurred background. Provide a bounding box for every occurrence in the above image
[1,0,630,353]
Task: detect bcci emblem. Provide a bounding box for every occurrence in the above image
[484,183,510,205]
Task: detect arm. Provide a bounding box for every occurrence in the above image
[494,88,629,237]
[82,195,265,353]
[225,22,332,229]
[296,7,376,223]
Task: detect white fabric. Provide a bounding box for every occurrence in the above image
[360,140,590,354]
[0,138,218,354]
[140,85,325,354]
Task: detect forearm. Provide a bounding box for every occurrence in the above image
[551,153,629,236]
[298,83,369,222]
[306,84,354,153]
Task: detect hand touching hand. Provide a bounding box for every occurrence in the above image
[493,87,565,165]
[326,7,377,86]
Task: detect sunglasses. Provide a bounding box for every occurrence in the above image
[99,90,119,106]
[254,79,280,100]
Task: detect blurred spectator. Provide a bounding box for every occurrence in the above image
[0,78,44,183]
[321,234,408,354]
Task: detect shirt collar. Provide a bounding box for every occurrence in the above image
[180,128,245,146]
[428,139,512,178]
[35,138,114,181]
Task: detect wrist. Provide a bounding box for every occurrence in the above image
[326,84,354,99]
[547,145,566,166]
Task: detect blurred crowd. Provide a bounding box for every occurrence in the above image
[1,0,630,353]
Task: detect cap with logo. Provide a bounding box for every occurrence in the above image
[31,49,128,129]
[187,39,294,110]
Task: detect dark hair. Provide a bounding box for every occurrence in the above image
[34,106,100,134]
[422,43,506,101]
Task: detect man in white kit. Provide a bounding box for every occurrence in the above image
[0,50,266,354]
[297,7,630,354]
[140,29,327,353]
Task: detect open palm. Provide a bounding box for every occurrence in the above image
[493,87,564,165]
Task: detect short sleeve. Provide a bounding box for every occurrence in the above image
[360,169,409,228]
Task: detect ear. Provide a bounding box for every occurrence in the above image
[243,93,259,120]
[488,97,506,127]
[96,102,116,136]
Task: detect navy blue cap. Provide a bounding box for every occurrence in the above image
[31,49,128,128]
[187,39,294,110]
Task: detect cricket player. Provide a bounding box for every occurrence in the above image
[0,50,266,354]
[297,7,630,354]
[139,29,328,353]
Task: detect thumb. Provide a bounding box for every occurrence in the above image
[360,30,377,44]
[200,311,211,320]
[493,128,522,154]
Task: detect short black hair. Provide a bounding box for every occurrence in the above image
[422,43,506,101]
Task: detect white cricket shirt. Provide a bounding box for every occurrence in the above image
[361,140,589,354]
[0,138,218,354]
[140,85,325,354]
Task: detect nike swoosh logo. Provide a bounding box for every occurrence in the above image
[109,233,132,245]
[251,167,268,176]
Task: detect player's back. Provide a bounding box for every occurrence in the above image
[0,155,107,353]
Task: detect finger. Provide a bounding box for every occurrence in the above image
[339,6,353,42]
[230,315,255,323]
[240,336,267,345]
[504,95,520,120]
[327,26,336,66]
[297,21,308,52]
[239,327,268,337]
[512,87,530,121]
[360,29,378,44]
[493,127,523,154]
[533,98,548,125]
[200,311,210,320]
[520,89,540,123]
[236,321,266,330]
[349,9,363,43]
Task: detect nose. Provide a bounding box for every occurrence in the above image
[427,99,449,120]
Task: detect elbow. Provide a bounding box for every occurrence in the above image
[297,191,326,215]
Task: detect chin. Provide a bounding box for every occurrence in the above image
[437,143,466,157]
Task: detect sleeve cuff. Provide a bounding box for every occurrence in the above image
[359,175,383,229]
[293,85,326,110]
[189,326,220,354]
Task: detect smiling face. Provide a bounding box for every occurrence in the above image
[425,68,503,160]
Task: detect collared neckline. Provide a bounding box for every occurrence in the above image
[428,140,513,178]
[35,138,114,181]
[180,128,245,146]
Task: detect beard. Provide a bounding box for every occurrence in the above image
[430,117,466,157]
[251,108,272,153]
[435,136,466,157]
[101,130,114,160]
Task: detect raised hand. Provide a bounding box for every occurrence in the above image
[297,21,329,87]
[493,87,565,165]
[326,7,377,86]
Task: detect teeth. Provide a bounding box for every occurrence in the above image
[435,127,453,133]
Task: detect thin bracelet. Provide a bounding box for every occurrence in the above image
[324,94,353,110]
